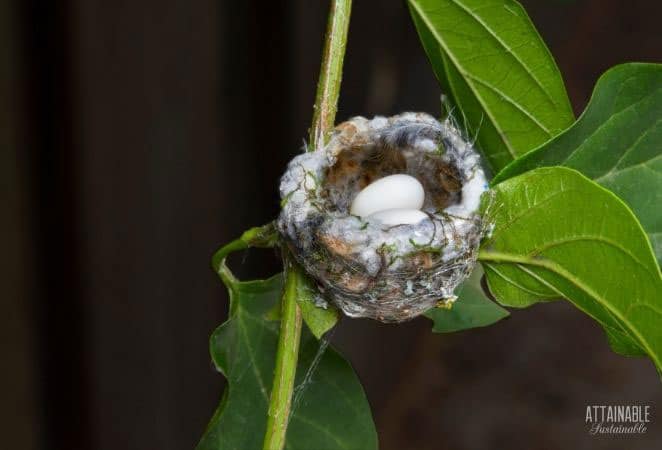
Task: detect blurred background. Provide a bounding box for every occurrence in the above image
[2,0,662,449]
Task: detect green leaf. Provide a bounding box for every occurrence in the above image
[424,265,509,332]
[493,63,662,264]
[479,167,662,372]
[296,270,340,340]
[407,0,574,173]
[196,274,378,450]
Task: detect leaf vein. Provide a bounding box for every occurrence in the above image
[527,235,657,279]
[237,313,270,401]
[408,1,519,160]
[465,73,552,135]
[447,0,558,107]
[484,262,556,298]
[479,250,661,370]
[561,88,662,167]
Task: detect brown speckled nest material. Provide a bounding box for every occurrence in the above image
[277,113,488,322]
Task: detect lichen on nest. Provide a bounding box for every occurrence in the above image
[277,112,488,323]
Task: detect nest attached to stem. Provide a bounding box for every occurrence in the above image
[278,113,488,322]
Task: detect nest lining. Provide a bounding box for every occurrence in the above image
[278,112,487,322]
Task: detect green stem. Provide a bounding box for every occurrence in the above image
[309,0,353,151]
[263,1,352,449]
[262,259,304,450]
[211,222,278,286]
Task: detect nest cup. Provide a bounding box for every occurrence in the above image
[278,113,487,322]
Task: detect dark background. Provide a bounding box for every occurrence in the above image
[2,0,661,449]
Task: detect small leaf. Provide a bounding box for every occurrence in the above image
[196,274,377,450]
[493,63,662,264]
[296,268,340,339]
[425,265,509,332]
[480,167,662,374]
[407,0,574,172]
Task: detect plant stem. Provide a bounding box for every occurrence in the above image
[309,0,353,151]
[262,1,352,449]
[262,258,304,450]
[211,223,278,286]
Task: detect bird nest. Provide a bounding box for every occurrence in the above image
[277,113,488,322]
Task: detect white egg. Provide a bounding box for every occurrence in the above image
[350,174,424,217]
[368,208,428,225]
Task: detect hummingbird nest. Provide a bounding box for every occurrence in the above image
[277,113,488,323]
